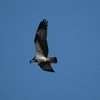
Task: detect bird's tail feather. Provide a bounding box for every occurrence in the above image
[46,57,57,63]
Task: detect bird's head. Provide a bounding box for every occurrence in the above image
[30,57,37,64]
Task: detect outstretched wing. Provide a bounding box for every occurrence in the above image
[38,62,55,72]
[34,19,48,57]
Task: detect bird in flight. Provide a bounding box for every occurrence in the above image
[30,19,57,72]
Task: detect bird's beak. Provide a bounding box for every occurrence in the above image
[30,60,31,64]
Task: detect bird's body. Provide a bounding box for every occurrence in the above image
[36,55,46,61]
[30,19,57,72]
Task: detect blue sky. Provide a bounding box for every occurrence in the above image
[0,0,100,100]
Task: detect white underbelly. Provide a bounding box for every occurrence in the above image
[36,55,46,61]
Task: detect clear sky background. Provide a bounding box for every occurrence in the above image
[0,0,100,100]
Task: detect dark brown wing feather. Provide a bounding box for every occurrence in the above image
[38,62,55,72]
[34,19,48,57]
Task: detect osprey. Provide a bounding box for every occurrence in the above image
[30,19,57,72]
